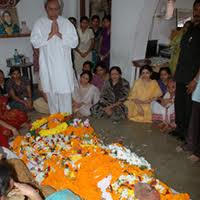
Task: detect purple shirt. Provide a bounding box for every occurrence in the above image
[100,28,111,55]
[157,79,167,95]
[91,74,104,91]
[100,28,111,69]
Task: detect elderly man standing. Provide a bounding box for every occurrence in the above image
[31,0,78,114]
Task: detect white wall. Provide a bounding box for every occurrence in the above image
[0,0,43,78]
[149,0,194,45]
[149,17,176,45]
[175,0,194,9]
[111,0,159,83]
[0,0,78,81]
[0,0,194,81]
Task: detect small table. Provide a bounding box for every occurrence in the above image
[132,57,169,80]
[7,62,34,91]
[132,59,151,81]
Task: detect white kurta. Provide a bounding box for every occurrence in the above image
[31,16,78,94]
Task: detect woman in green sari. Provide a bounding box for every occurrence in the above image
[169,21,192,75]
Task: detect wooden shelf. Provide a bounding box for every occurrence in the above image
[0,33,30,39]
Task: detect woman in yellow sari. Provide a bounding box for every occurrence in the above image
[125,65,162,123]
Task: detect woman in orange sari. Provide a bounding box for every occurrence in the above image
[125,65,162,123]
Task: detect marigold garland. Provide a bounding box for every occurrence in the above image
[11,113,190,200]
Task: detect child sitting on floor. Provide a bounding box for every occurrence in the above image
[75,61,102,88]
[152,80,176,132]
[157,67,172,95]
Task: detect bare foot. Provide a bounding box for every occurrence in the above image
[135,182,160,200]
[157,122,165,129]
[176,146,183,153]
[160,124,169,133]
[187,154,200,162]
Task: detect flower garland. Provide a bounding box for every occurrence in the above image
[11,113,190,200]
[30,113,72,136]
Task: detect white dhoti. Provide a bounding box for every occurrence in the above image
[47,93,72,114]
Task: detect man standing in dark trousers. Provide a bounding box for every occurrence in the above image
[177,71,200,162]
[170,0,200,141]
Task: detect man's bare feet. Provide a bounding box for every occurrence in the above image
[187,154,200,162]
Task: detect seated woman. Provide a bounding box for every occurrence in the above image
[7,67,33,112]
[0,96,28,148]
[124,65,162,123]
[93,62,109,91]
[0,147,57,199]
[152,80,176,132]
[0,160,80,200]
[91,66,130,121]
[0,69,8,96]
[73,71,100,117]
[157,67,172,95]
[77,61,103,88]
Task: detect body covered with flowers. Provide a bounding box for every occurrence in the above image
[11,113,190,200]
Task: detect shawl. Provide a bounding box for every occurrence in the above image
[99,78,130,105]
[45,190,80,200]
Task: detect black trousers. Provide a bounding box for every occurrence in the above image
[186,102,200,157]
[175,83,192,138]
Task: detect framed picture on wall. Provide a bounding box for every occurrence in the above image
[0,7,20,36]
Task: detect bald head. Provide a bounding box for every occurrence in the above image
[45,0,63,20]
[44,0,62,8]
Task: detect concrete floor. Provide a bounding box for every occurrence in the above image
[27,112,200,200]
[90,118,200,200]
